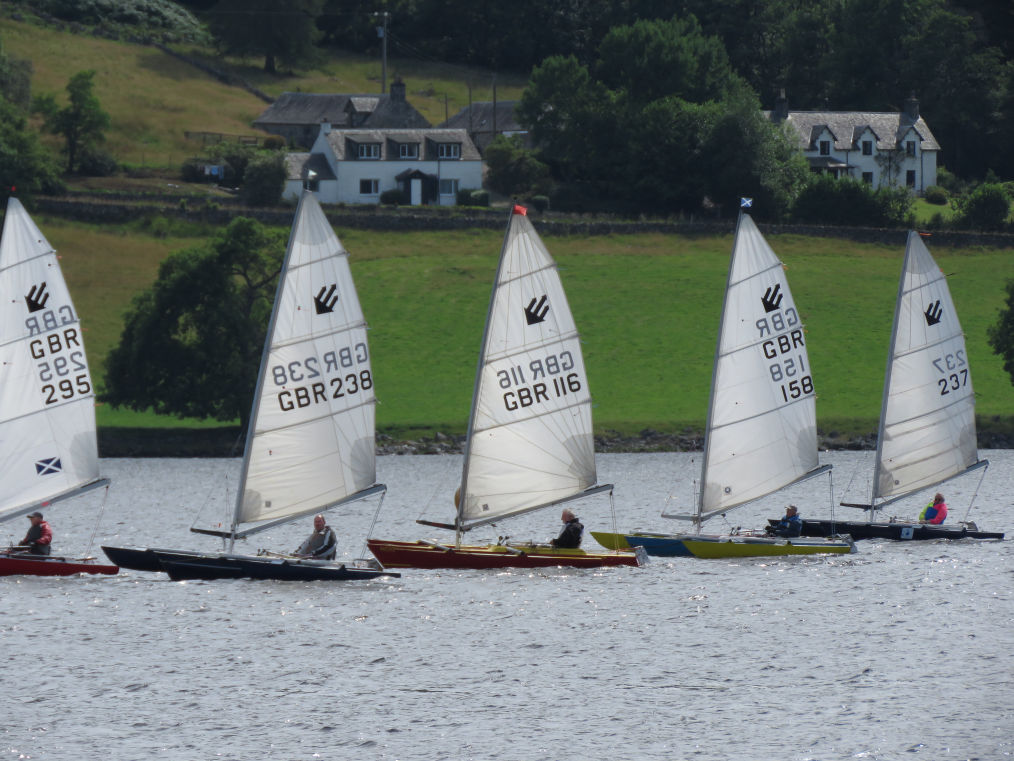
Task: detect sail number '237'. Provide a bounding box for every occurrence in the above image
[933,350,968,396]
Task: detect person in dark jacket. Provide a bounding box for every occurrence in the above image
[550,509,583,549]
[19,512,53,555]
[768,505,802,538]
[294,514,337,560]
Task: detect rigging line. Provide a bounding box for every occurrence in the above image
[959,460,990,525]
[83,482,111,559]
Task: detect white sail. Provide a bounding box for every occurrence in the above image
[459,207,597,527]
[0,198,104,521]
[234,192,377,528]
[873,232,978,502]
[698,214,819,520]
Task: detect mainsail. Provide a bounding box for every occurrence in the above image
[696,213,824,523]
[457,206,600,531]
[872,232,981,504]
[227,191,380,540]
[0,198,107,522]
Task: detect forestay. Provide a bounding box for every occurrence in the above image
[697,214,821,521]
[458,207,597,529]
[232,192,378,534]
[873,232,979,503]
[0,198,105,522]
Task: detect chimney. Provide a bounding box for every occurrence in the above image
[903,92,919,122]
[773,88,788,121]
[390,77,406,102]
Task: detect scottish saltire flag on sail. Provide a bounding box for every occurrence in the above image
[740,197,753,208]
[0,198,102,521]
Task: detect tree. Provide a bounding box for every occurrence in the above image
[103,218,286,427]
[483,135,550,197]
[954,183,1011,231]
[240,152,286,206]
[209,0,324,74]
[34,70,110,174]
[0,97,64,204]
[987,279,1014,388]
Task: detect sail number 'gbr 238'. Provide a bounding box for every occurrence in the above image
[270,343,372,412]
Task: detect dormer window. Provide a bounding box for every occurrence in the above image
[358,143,381,159]
[819,140,830,156]
[862,140,872,156]
[438,143,461,159]
[399,143,419,159]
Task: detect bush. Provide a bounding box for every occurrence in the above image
[379,188,407,205]
[76,146,118,177]
[180,157,212,184]
[262,135,286,150]
[468,189,490,207]
[456,188,473,206]
[240,153,285,207]
[954,183,1011,231]
[528,195,550,212]
[791,175,912,227]
[935,166,963,195]
[924,186,948,205]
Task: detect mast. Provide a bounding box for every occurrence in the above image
[695,210,745,532]
[226,192,309,551]
[870,232,912,510]
[456,205,517,546]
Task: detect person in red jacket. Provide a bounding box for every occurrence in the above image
[19,512,53,555]
[919,493,948,525]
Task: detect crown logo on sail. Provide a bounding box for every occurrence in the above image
[924,300,943,326]
[25,282,49,313]
[761,283,783,313]
[314,284,339,314]
[524,295,549,325]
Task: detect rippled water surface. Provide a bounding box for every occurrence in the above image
[2,452,1012,761]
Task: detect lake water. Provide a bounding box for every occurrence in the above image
[2,451,1011,761]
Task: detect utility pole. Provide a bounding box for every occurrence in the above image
[373,11,391,93]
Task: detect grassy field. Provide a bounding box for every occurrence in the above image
[40,213,1014,439]
[0,15,524,168]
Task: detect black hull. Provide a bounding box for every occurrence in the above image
[156,552,400,581]
[101,546,203,572]
[768,519,1004,541]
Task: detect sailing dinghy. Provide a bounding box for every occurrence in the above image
[0,198,117,576]
[591,211,854,559]
[367,205,641,569]
[769,232,1000,541]
[101,191,399,581]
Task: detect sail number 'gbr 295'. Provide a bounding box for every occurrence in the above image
[756,299,813,403]
[25,284,91,406]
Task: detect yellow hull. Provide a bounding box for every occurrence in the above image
[681,535,855,558]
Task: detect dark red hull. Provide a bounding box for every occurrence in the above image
[367,538,641,569]
[0,552,119,576]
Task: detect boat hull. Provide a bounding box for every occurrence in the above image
[0,552,118,576]
[680,534,855,558]
[155,551,400,581]
[590,531,694,557]
[101,545,200,572]
[367,538,641,569]
[778,519,1004,542]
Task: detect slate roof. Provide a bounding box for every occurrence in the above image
[284,152,336,181]
[769,110,940,152]
[439,101,523,132]
[255,88,430,130]
[321,128,481,161]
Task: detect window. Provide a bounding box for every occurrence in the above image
[439,178,459,196]
[862,172,873,184]
[905,140,916,157]
[862,140,872,156]
[302,178,319,192]
[819,140,830,156]
[438,143,461,159]
[906,170,916,187]
[358,143,380,159]
[359,179,379,195]
[399,143,419,159]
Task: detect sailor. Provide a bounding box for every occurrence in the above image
[767,505,802,537]
[919,493,948,525]
[550,508,583,549]
[294,514,337,559]
[18,512,53,555]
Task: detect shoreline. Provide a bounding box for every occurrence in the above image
[97,427,1014,457]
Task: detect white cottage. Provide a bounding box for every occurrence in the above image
[768,93,940,194]
[283,124,483,206]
